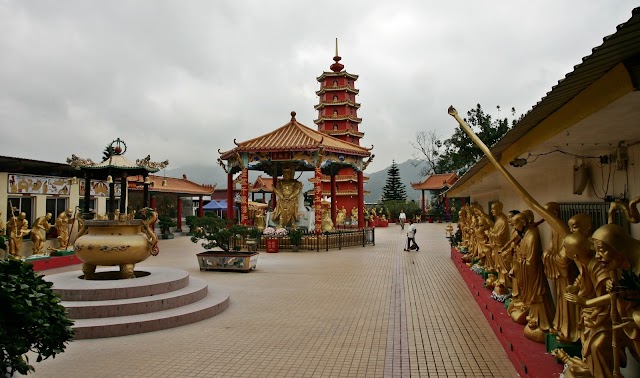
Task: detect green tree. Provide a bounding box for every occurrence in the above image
[435,104,516,175]
[381,160,407,201]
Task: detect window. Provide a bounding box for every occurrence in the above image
[46,198,68,239]
[333,124,338,130]
[106,199,121,214]
[332,80,338,86]
[79,198,97,213]
[333,95,338,101]
[7,197,34,237]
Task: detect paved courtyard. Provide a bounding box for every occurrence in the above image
[32,223,518,377]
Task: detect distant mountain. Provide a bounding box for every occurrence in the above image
[167,159,430,204]
[364,159,428,203]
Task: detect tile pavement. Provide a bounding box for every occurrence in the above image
[30,223,519,377]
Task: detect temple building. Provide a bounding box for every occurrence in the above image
[313,40,370,213]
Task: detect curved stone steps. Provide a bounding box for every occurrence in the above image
[71,288,229,339]
[63,277,209,319]
[47,267,190,301]
[44,268,229,339]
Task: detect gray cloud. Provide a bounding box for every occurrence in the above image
[0,0,636,175]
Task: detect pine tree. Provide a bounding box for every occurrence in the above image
[381,160,407,201]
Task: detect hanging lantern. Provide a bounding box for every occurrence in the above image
[144,176,151,185]
[71,176,78,185]
[162,179,167,187]
[107,175,113,184]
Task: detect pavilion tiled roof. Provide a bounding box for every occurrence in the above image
[128,174,215,196]
[411,173,458,191]
[250,175,274,193]
[219,112,371,159]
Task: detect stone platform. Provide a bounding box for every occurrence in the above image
[45,267,229,339]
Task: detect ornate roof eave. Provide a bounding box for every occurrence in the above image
[323,130,365,138]
[219,112,372,162]
[315,87,359,96]
[314,116,362,124]
[316,71,359,81]
[67,141,168,177]
[314,101,361,110]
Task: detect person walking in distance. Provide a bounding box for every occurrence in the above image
[398,210,406,230]
[407,219,419,251]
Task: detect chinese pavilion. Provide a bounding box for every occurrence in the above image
[314,40,370,212]
[411,172,458,218]
[218,111,373,232]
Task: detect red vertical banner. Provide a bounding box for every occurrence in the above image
[241,168,249,225]
[314,167,323,233]
[357,170,364,229]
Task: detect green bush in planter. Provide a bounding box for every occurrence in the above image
[1,257,74,376]
[185,215,198,235]
[158,216,177,235]
[288,228,304,246]
[190,215,247,253]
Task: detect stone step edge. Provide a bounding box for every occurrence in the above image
[63,277,209,319]
[49,268,190,301]
[72,289,230,339]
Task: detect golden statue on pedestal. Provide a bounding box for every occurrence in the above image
[542,202,581,344]
[336,206,346,226]
[272,165,303,228]
[7,210,30,258]
[54,208,74,250]
[489,202,511,296]
[449,105,640,375]
[30,213,52,256]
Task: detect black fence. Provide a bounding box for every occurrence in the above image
[232,228,375,252]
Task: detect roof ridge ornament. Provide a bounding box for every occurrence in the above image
[136,155,169,171]
[291,111,296,121]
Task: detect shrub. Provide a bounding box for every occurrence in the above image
[1,258,74,376]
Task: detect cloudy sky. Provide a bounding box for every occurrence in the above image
[1,1,636,178]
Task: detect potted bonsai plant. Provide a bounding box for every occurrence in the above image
[288,228,304,252]
[191,215,258,272]
[1,253,75,376]
[158,216,177,239]
[185,215,198,235]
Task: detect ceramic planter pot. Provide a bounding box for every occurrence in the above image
[197,251,258,272]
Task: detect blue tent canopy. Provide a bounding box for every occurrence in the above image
[202,200,223,210]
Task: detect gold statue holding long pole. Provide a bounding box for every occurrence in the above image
[448,105,640,377]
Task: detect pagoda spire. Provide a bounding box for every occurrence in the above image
[330,37,344,72]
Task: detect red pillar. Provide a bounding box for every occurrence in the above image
[271,176,277,210]
[150,195,156,231]
[198,196,203,218]
[240,168,249,225]
[330,173,337,225]
[227,173,234,221]
[357,170,364,229]
[314,167,322,233]
[421,190,425,216]
[176,197,183,232]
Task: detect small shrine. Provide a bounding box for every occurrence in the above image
[411,172,458,220]
[218,111,373,232]
[313,39,370,220]
[66,138,168,279]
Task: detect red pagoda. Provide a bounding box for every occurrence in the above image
[314,39,370,215]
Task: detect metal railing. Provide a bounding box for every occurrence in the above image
[233,228,375,252]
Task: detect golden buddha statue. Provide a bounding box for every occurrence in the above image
[30,213,52,256]
[542,202,580,344]
[448,106,633,374]
[336,206,346,226]
[255,208,266,232]
[489,202,511,294]
[272,165,303,228]
[322,208,334,232]
[54,208,74,250]
[7,211,30,258]
[510,211,555,342]
[351,207,358,224]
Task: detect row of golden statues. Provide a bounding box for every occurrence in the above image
[448,106,640,377]
[1,207,75,258]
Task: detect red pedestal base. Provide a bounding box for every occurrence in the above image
[27,254,82,271]
[451,247,563,377]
